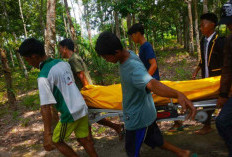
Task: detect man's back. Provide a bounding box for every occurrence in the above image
[38,58,88,123]
[139,42,160,80]
[69,53,93,89]
[119,51,156,130]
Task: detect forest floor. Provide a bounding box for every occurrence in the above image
[0,49,229,157]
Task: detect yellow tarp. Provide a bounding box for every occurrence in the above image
[81,76,221,110]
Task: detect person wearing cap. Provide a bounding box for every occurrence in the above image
[192,13,225,135]
[217,1,232,156]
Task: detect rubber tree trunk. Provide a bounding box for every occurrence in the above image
[84,4,92,45]
[18,0,28,38]
[114,11,121,39]
[184,16,189,50]
[127,13,133,50]
[64,0,79,53]
[194,0,201,61]
[39,0,45,38]
[44,0,56,58]
[203,0,208,14]
[185,0,194,54]
[0,48,16,108]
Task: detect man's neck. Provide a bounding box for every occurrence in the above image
[119,49,130,64]
[139,36,147,45]
[67,50,74,58]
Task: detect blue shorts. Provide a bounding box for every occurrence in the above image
[125,121,164,157]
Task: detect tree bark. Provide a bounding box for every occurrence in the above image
[0,48,16,107]
[114,11,121,39]
[64,0,79,53]
[39,0,45,37]
[127,13,133,50]
[203,0,208,14]
[132,13,136,25]
[84,4,92,45]
[185,0,194,54]
[194,0,201,60]
[45,0,56,58]
[184,16,188,50]
[18,0,28,38]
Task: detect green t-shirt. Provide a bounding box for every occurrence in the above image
[68,53,93,89]
[119,51,157,130]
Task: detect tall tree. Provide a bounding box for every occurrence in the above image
[18,0,28,38]
[114,10,121,39]
[127,13,133,50]
[194,0,201,60]
[0,48,16,107]
[185,0,194,54]
[203,0,208,14]
[44,0,57,57]
[39,0,45,37]
[83,3,92,45]
[64,0,79,53]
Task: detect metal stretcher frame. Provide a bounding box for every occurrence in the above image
[88,99,217,124]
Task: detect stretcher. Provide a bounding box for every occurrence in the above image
[81,76,221,124]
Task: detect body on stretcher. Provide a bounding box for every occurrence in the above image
[88,99,217,124]
[82,76,222,124]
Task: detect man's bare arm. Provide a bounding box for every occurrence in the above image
[146,79,196,120]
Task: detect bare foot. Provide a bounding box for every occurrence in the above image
[177,150,191,157]
[195,126,213,135]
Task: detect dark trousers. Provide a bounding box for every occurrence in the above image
[216,97,232,157]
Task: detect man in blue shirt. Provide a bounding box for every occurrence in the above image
[127,23,160,80]
[95,32,196,157]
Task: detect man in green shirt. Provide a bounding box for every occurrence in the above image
[59,39,123,140]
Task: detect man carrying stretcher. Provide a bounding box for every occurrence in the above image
[95,32,196,157]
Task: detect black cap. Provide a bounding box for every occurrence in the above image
[219,0,232,25]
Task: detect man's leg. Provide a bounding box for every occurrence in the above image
[53,142,79,157]
[216,98,232,156]
[97,118,123,140]
[78,137,98,157]
[144,122,190,157]
[75,116,98,157]
[125,128,146,157]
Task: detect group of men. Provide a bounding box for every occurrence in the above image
[17,1,232,157]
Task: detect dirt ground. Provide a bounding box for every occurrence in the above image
[0,106,229,157]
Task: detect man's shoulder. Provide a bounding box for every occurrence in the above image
[39,59,63,78]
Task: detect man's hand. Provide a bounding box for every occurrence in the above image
[177,92,196,120]
[43,132,55,151]
[192,71,197,80]
[217,97,228,108]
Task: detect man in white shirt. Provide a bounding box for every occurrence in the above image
[18,38,98,157]
[192,13,225,135]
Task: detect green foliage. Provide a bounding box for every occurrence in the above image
[12,111,19,120]
[20,91,40,110]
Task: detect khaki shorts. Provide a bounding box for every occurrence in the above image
[52,115,89,143]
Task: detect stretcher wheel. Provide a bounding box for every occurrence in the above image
[195,111,208,122]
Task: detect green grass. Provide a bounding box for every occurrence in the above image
[20,91,40,111]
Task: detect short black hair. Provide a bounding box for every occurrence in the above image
[18,38,45,57]
[95,32,123,55]
[59,39,74,51]
[127,23,144,35]
[200,13,218,25]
